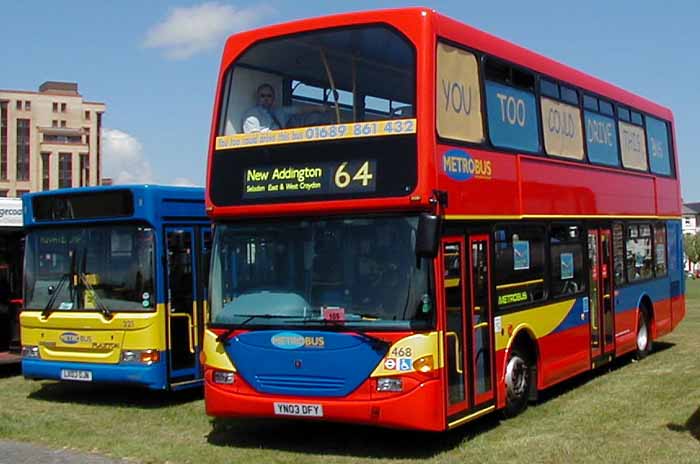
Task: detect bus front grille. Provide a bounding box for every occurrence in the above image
[255,375,345,394]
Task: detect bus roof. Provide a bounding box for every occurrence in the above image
[23,184,207,228]
[219,7,672,120]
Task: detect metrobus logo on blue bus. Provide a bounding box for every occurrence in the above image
[442,149,492,181]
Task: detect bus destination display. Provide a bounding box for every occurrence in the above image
[243,160,377,199]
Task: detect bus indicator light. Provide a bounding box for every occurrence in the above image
[412,355,434,373]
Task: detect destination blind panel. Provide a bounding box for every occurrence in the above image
[209,136,416,206]
[243,160,377,199]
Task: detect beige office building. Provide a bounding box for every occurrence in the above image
[0,81,105,197]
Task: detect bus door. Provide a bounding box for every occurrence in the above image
[165,227,202,383]
[587,229,615,363]
[441,235,495,422]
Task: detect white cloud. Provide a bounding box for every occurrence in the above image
[101,128,155,185]
[169,177,201,187]
[144,2,275,60]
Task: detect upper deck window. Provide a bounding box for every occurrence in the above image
[217,26,415,137]
[540,81,584,160]
[436,42,484,144]
[646,115,672,176]
[484,60,540,153]
[583,94,619,167]
[618,106,648,171]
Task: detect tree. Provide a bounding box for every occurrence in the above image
[683,233,700,273]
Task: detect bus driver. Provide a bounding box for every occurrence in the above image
[242,83,331,133]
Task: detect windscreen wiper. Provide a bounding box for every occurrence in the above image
[41,273,69,318]
[215,314,306,344]
[297,318,390,351]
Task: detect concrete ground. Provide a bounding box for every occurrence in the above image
[0,440,132,464]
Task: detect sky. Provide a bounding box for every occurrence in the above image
[2,1,699,198]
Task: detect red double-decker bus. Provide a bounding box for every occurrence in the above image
[203,8,684,431]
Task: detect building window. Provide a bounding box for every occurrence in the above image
[83,128,90,146]
[685,217,692,226]
[61,103,67,112]
[24,101,31,111]
[16,118,30,181]
[53,102,58,112]
[84,110,91,120]
[16,101,22,110]
[59,153,72,188]
[60,120,66,128]
[0,190,7,198]
[0,102,7,181]
[15,190,29,197]
[80,153,90,186]
[41,152,51,191]
[52,120,58,127]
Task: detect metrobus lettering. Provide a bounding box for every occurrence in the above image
[587,118,614,146]
[548,108,576,138]
[498,291,528,305]
[442,150,492,181]
[441,79,473,116]
[496,93,526,127]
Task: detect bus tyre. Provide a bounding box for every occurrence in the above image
[635,307,652,359]
[504,348,530,417]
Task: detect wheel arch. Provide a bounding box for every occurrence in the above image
[636,293,655,337]
[504,325,539,399]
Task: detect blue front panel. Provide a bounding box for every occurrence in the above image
[584,111,619,166]
[485,81,540,152]
[22,358,168,390]
[226,330,387,397]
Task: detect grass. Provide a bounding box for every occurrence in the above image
[2,282,700,463]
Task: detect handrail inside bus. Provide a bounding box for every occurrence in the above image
[495,279,544,290]
[319,47,341,124]
[444,332,463,374]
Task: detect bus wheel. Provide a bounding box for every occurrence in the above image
[635,307,652,359]
[504,348,530,417]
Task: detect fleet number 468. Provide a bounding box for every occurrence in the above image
[334,161,373,188]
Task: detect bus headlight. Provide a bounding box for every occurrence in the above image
[21,345,40,359]
[120,349,160,365]
[376,377,403,392]
[213,371,235,385]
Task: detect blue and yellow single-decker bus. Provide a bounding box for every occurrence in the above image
[20,185,211,390]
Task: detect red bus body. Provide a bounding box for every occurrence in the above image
[204,8,684,431]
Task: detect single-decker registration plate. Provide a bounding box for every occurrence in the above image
[60,369,93,382]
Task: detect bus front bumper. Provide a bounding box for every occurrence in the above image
[204,372,445,431]
[22,358,168,390]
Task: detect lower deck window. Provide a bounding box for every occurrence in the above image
[494,225,545,309]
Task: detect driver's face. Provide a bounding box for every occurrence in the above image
[257,88,274,108]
